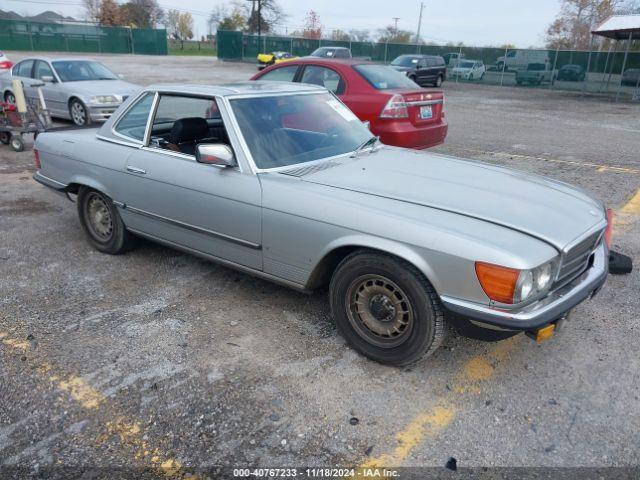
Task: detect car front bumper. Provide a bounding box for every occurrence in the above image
[87,104,122,121]
[440,242,608,331]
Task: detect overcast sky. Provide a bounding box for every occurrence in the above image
[4,0,562,48]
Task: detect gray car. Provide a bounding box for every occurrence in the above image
[32,82,610,366]
[1,57,140,126]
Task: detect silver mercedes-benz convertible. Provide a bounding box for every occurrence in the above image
[33,82,610,366]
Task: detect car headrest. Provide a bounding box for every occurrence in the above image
[170,117,209,144]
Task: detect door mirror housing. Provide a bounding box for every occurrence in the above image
[196,144,237,167]
[41,75,55,83]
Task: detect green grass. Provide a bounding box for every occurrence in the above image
[168,41,216,56]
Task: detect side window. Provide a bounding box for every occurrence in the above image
[149,94,228,156]
[34,61,54,80]
[418,59,428,68]
[335,49,348,58]
[113,93,154,141]
[300,66,344,95]
[258,65,299,82]
[15,60,34,78]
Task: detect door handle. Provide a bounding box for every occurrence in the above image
[126,166,146,174]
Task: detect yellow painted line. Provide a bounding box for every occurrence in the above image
[360,337,519,468]
[360,406,455,468]
[443,147,640,175]
[621,189,640,215]
[0,331,183,477]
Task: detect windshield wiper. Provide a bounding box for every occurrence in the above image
[350,136,379,158]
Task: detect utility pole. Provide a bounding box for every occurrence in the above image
[415,1,424,51]
[392,17,400,34]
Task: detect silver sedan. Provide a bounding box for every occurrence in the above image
[0,57,140,126]
[32,82,610,366]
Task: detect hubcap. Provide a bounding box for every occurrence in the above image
[86,193,113,240]
[71,102,86,125]
[6,93,15,104]
[346,274,414,348]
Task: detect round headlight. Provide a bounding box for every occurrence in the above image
[535,263,553,291]
[515,271,534,303]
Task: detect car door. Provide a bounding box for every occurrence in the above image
[31,60,67,116]
[10,59,35,102]
[298,65,345,97]
[115,92,263,270]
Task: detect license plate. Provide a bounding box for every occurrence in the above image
[419,105,433,119]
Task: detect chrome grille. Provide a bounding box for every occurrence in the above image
[555,230,603,287]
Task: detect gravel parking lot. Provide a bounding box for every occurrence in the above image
[1,53,639,477]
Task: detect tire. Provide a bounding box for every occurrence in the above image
[434,75,443,87]
[469,74,474,81]
[329,250,445,366]
[77,187,135,254]
[0,132,10,144]
[69,98,90,126]
[4,91,16,104]
[408,75,417,85]
[10,135,24,152]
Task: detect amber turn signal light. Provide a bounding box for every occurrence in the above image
[475,262,520,304]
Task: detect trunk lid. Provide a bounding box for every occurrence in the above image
[385,89,444,127]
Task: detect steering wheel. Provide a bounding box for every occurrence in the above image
[317,126,342,149]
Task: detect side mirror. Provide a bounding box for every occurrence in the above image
[41,75,55,83]
[196,144,237,167]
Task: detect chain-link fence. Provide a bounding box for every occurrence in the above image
[217,31,640,100]
[0,19,168,55]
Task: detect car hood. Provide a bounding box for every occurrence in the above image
[62,79,140,97]
[295,147,605,250]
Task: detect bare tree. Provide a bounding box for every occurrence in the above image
[98,0,122,26]
[302,10,322,39]
[82,0,101,22]
[348,29,370,42]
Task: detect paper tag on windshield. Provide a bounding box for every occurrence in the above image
[326,99,359,122]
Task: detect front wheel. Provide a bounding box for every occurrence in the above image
[10,135,24,152]
[4,91,16,104]
[69,98,90,126]
[434,75,443,87]
[329,250,445,366]
[77,187,135,254]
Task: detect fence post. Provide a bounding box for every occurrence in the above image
[581,44,593,96]
[65,36,69,52]
[550,47,559,90]
[499,47,507,86]
[29,29,34,51]
[384,41,388,64]
[290,37,293,54]
[456,46,462,83]
[598,45,613,92]
[615,31,633,102]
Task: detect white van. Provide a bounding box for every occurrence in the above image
[496,50,550,71]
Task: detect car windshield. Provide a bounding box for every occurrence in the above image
[391,56,419,67]
[52,60,118,82]
[353,64,417,90]
[458,61,475,68]
[230,92,372,170]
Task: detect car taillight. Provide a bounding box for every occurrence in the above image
[604,208,614,248]
[33,148,41,169]
[380,94,408,118]
[0,61,12,69]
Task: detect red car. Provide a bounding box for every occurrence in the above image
[251,58,447,149]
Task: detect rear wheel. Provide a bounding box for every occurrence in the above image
[0,132,10,144]
[434,75,443,87]
[4,91,16,104]
[329,250,445,366]
[77,187,134,254]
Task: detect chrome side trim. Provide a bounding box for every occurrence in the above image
[117,203,261,250]
[405,99,444,107]
[33,171,68,189]
[441,242,608,330]
[96,134,139,148]
[127,228,308,293]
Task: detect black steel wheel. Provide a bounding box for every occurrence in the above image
[77,187,134,254]
[330,250,445,366]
